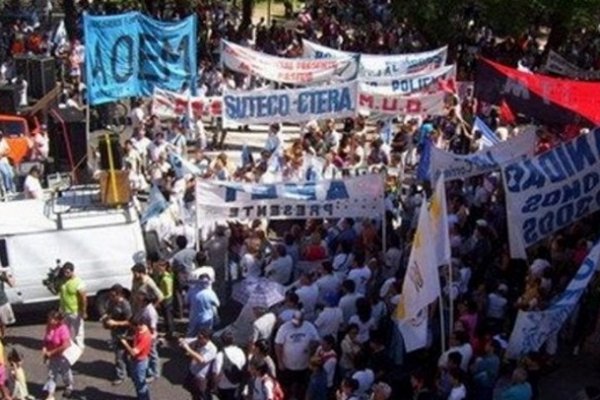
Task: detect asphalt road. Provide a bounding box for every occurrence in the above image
[6,312,600,400]
[7,314,192,400]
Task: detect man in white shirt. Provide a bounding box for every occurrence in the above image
[130,128,152,167]
[347,253,372,295]
[129,101,146,130]
[265,245,293,285]
[314,294,344,338]
[213,331,246,400]
[338,280,363,324]
[438,331,473,372]
[251,306,276,346]
[314,261,341,305]
[23,165,44,199]
[294,272,319,321]
[275,311,320,400]
[264,123,282,153]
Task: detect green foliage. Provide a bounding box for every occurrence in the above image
[392,0,600,48]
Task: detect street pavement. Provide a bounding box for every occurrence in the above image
[6,311,600,400]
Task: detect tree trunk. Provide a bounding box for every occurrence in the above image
[241,0,254,31]
[64,0,79,41]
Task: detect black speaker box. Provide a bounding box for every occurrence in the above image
[98,133,123,170]
[48,107,87,172]
[0,85,19,114]
[29,57,56,99]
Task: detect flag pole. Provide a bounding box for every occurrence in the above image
[439,282,447,353]
[448,261,454,349]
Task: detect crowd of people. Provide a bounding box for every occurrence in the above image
[0,1,598,400]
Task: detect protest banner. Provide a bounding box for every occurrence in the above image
[502,129,600,259]
[152,88,222,119]
[358,84,446,116]
[545,50,600,81]
[302,39,447,78]
[195,174,384,222]
[84,12,197,105]
[429,127,538,182]
[223,81,357,125]
[475,58,600,126]
[507,241,600,358]
[362,64,456,95]
[221,40,358,84]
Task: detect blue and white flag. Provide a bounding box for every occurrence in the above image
[141,185,168,224]
[241,144,254,168]
[473,117,500,147]
[507,241,600,358]
[416,138,432,182]
[169,152,203,178]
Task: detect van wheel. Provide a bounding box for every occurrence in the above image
[94,291,110,318]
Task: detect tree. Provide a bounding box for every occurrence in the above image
[391,0,600,53]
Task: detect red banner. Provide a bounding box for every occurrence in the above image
[475,58,600,126]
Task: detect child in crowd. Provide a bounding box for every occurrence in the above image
[7,348,31,400]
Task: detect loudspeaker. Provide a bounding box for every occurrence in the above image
[98,134,123,170]
[28,57,56,99]
[13,55,32,83]
[48,107,87,172]
[0,85,19,114]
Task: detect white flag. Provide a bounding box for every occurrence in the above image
[430,173,451,266]
[396,308,429,352]
[396,173,449,320]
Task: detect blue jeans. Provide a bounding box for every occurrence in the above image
[147,338,160,379]
[0,161,14,193]
[130,358,151,400]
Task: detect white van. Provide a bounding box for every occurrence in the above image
[0,187,146,314]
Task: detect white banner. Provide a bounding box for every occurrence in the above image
[152,88,222,119]
[358,84,446,116]
[223,81,357,125]
[221,40,359,84]
[507,242,600,358]
[545,50,600,81]
[430,127,538,181]
[503,129,600,259]
[195,174,384,222]
[302,39,447,79]
[362,64,456,95]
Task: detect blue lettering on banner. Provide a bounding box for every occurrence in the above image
[505,129,600,193]
[326,181,350,200]
[84,12,197,105]
[282,183,317,200]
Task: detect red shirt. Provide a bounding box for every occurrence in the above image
[133,328,152,361]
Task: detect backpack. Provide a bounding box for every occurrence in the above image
[221,350,244,385]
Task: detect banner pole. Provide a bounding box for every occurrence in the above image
[439,287,447,353]
[448,261,454,347]
[85,104,91,170]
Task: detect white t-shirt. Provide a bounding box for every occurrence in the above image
[214,346,246,389]
[347,315,375,344]
[332,253,353,279]
[314,306,344,338]
[295,284,319,320]
[23,175,43,199]
[347,266,372,295]
[486,293,508,319]
[448,384,467,400]
[241,253,261,278]
[251,376,275,400]
[315,274,341,304]
[274,321,320,370]
[189,340,217,378]
[339,293,363,323]
[529,258,551,278]
[352,369,374,395]
[265,255,293,285]
[252,312,276,343]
